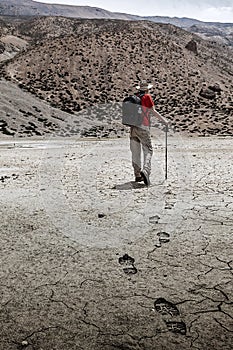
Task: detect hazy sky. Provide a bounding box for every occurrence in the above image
[34,0,233,22]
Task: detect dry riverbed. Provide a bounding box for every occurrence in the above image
[0,133,232,350]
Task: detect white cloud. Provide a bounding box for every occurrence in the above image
[201,6,233,22]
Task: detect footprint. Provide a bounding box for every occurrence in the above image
[155,232,170,247]
[165,321,187,335]
[154,298,180,317]
[154,298,187,336]
[164,202,175,209]
[157,232,170,244]
[149,215,160,224]
[118,254,137,275]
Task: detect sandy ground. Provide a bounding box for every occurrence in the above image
[0,132,232,350]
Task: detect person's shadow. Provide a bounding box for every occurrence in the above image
[113,181,146,191]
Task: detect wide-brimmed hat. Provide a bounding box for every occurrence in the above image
[136,81,153,90]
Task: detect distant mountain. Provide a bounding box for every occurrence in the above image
[146,17,233,47]
[188,23,233,46]
[0,0,134,19]
[0,0,232,47]
[144,16,202,28]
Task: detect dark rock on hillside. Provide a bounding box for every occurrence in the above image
[199,83,222,100]
[185,39,198,55]
[199,87,216,100]
[0,41,4,53]
[208,83,221,94]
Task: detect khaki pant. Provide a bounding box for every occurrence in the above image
[130,126,153,178]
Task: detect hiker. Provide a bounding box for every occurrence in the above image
[130,81,169,186]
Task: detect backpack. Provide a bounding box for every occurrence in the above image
[122,94,144,127]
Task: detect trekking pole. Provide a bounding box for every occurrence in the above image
[165,124,168,180]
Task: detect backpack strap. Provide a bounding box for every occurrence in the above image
[137,93,147,118]
[138,92,151,126]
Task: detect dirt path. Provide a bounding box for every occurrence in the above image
[0,135,232,349]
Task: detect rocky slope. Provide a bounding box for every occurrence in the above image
[0,17,233,137]
[0,78,107,138]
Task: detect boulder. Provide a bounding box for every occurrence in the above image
[208,83,222,94]
[199,87,216,100]
[185,39,198,55]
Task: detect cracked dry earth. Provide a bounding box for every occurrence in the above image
[0,133,232,350]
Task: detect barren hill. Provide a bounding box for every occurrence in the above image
[0,17,233,137]
[1,0,233,48]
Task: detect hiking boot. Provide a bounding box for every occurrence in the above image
[140,171,150,186]
[135,176,143,182]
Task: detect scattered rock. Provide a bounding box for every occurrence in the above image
[21,340,29,346]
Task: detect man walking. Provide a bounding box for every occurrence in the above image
[130,80,169,186]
